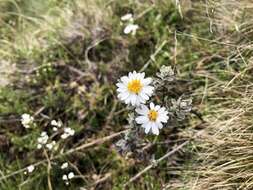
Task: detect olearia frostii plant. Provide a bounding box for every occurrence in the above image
[115,66,192,157]
[116,69,169,135]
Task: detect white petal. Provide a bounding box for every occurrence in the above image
[135,98,141,106]
[150,102,155,109]
[130,94,136,106]
[143,86,154,95]
[118,92,130,100]
[158,115,169,123]
[139,96,147,104]
[158,107,166,113]
[128,71,134,80]
[140,72,145,79]
[154,105,161,111]
[139,92,149,100]
[135,105,149,115]
[136,116,149,124]
[143,77,152,85]
[117,87,128,93]
[151,123,159,135]
[120,76,129,84]
[125,97,131,104]
[135,73,143,80]
[116,82,125,88]
[143,122,151,134]
[156,122,163,129]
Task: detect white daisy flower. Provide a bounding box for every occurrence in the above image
[135,103,169,135]
[124,24,139,35]
[116,71,154,106]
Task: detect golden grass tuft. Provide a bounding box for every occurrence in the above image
[172,1,253,189]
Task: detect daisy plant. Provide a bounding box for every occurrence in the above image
[116,70,169,136]
[115,67,192,159]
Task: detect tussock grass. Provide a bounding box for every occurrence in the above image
[171,1,253,189]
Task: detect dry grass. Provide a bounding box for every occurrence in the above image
[171,1,253,189]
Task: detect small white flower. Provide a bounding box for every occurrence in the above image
[53,127,58,131]
[68,172,74,179]
[21,113,34,128]
[124,24,139,35]
[62,174,68,181]
[37,131,49,145]
[65,127,75,136]
[61,127,75,139]
[37,131,49,148]
[51,120,58,126]
[27,165,35,173]
[41,131,47,137]
[121,13,133,21]
[46,141,56,150]
[116,71,154,106]
[61,162,69,169]
[51,120,62,128]
[60,133,69,139]
[135,103,169,135]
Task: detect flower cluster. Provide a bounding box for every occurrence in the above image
[61,162,74,185]
[121,13,139,35]
[116,71,169,135]
[51,119,75,139]
[61,127,75,139]
[35,119,75,150]
[37,131,56,150]
[21,113,34,128]
[51,120,62,131]
[62,172,74,185]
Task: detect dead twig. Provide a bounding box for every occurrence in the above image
[90,173,112,188]
[44,150,53,190]
[123,140,189,188]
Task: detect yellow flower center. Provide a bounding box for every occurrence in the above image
[127,79,143,94]
[148,110,158,121]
